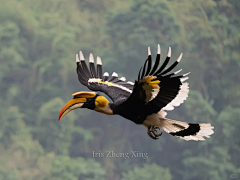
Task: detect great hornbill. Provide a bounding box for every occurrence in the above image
[59,44,214,141]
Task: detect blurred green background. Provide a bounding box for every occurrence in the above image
[0,0,240,179]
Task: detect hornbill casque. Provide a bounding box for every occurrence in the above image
[59,44,214,141]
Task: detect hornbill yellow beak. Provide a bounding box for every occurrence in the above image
[58,91,97,121]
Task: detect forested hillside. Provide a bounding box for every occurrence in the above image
[0,0,239,179]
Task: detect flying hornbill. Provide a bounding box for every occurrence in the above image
[59,44,214,141]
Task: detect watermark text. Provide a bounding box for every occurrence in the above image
[92,150,148,159]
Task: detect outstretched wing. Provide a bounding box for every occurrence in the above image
[76,51,134,102]
[120,44,190,118]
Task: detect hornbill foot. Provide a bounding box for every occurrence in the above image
[147,126,162,140]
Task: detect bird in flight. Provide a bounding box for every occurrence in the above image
[59,44,214,141]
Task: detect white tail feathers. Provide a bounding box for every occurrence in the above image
[159,118,214,141]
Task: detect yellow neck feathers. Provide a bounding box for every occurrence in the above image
[95,96,109,107]
[94,96,113,115]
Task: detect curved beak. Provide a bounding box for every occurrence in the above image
[58,98,87,121]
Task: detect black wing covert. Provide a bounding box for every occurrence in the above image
[118,45,190,120]
[76,51,134,102]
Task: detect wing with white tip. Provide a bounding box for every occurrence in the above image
[117,45,190,119]
[76,52,134,102]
